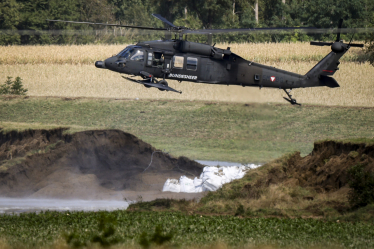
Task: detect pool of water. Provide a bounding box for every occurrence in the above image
[0,162,261,214]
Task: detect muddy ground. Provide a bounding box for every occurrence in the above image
[0,129,206,201]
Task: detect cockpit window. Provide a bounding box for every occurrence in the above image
[117,47,129,56]
[130,50,144,61]
[119,48,135,59]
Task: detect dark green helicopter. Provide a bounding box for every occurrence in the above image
[48,15,364,105]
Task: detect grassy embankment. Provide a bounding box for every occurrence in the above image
[1,97,374,163]
[129,151,374,218]
[0,43,373,106]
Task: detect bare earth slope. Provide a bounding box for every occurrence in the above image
[263,141,374,192]
[168,140,374,218]
[0,129,204,200]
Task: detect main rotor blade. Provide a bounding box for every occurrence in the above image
[180,27,374,35]
[46,19,167,31]
[181,26,317,34]
[151,14,176,27]
[4,27,373,37]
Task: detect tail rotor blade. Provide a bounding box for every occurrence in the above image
[336,18,343,42]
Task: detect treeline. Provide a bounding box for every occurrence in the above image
[0,0,373,45]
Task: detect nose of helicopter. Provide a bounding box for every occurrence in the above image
[95,61,105,69]
[103,57,118,70]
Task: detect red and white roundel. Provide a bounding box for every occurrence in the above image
[270,76,276,82]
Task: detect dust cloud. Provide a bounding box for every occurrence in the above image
[0,198,129,214]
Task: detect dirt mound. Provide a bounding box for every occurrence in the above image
[0,129,205,199]
[258,141,374,192]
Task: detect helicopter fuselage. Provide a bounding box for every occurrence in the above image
[97,39,344,94]
[49,15,363,105]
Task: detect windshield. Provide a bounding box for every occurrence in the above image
[116,47,130,56]
[119,48,136,59]
[130,50,144,61]
[117,45,139,58]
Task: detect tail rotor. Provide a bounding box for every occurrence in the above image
[335,18,343,42]
[310,19,363,51]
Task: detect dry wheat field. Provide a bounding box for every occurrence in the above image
[0,43,373,106]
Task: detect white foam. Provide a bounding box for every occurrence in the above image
[163,163,262,193]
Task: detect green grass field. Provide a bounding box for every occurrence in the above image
[1,96,374,163]
[1,210,374,249]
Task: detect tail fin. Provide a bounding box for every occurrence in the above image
[304,49,345,88]
[305,19,363,88]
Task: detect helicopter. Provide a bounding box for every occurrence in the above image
[48,15,364,105]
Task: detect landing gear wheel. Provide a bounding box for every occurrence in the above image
[283,89,301,106]
[158,80,168,91]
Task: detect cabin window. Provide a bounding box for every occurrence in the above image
[130,50,144,61]
[147,52,153,66]
[186,57,198,71]
[173,56,184,69]
[152,52,164,68]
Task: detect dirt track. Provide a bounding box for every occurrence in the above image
[0,129,205,200]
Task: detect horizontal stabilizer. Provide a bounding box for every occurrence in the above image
[310,41,333,46]
[319,75,340,88]
[349,43,364,48]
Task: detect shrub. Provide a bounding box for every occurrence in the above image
[235,204,245,216]
[64,212,120,248]
[367,33,374,67]
[139,225,173,249]
[348,164,374,208]
[0,76,27,95]
[91,213,119,247]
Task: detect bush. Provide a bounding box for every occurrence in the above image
[235,204,245,216]
[367,33,374,67]
[348,164,374,208]
[0,76,27,95]
[139,225,173,249]
[64,212,120,248]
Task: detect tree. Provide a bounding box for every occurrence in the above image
[348,164,374,208]
[0,77,27,95]
[0,0,20,45]
[296,0,371,41]
[17,0,81,44]
[78,0,114,23]
[183,0,233,29]
[365,1,374,66]
[366,33,374,66]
